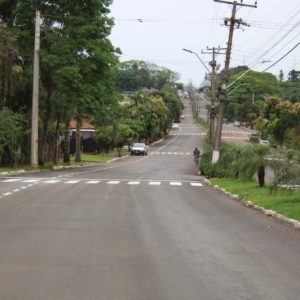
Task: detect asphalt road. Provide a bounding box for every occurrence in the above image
[0,103,300,300]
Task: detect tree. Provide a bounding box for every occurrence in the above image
[226,70,282,123]
[10,0,120,165]
[288,69,300,82]
[234,144,271,187]
[0,22,19,109]
[262,97,300,145]
[115,60,180,92]
[278,70,284,81]
[0,107,24,167]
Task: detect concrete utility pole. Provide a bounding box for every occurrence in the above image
[31,9,41,168]
[201,47,226,143]
[212,0,257,163]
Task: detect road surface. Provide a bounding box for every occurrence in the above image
[0,102,300,300]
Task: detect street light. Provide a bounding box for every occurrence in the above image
[182,48,211,74]
[183,48,215,142]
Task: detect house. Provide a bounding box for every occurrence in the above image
[69,119,97,154]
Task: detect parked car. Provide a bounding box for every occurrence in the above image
[172,123,179,129]
[249,132,259,143]
[260,139,270,145]
[131,143,148,156]
[233,121,240,127]
[174,117,181,123]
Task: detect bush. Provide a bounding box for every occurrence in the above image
[200,142,243,178]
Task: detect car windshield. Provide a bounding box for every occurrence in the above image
[133,143,145,147]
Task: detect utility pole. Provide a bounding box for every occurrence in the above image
[31,9,41,168]
[201,47,226,143]
[212,0,257,163]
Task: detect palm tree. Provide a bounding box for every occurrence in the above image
[234,144,271,187]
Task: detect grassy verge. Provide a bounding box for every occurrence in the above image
[210,178,300,222]
[194,115,209,130]
[0,150,129,173]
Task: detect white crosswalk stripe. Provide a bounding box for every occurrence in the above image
[151,152,191,155]
[23,179,40,183]
[128,181,140,185]
[170,182,182,186]
[1,178,205,189]
[2,179,20,182]
[190,182,203,187]
[149,182,161,186]
[44,180,60,183]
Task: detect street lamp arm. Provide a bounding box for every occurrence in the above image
[182,48,211,75]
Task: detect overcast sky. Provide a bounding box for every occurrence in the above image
[109,0,300,87]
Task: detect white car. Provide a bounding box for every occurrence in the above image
[172,123,179,129]
[131,143,148,156]
[260,139,269,145]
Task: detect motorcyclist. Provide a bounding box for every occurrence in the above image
[193,147,200,165]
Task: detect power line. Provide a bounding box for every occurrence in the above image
[262,42,300,72]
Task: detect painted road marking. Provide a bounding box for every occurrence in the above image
[107,181,120,185]
[86,181,100,184]
[23,179,40,183]
[149,182,161,186]
[170,182,182,186]
[191,182,203,187]
[2,179,20,183]
[65,180,80,184]
[128,181,141,185]
[44,180,60,184]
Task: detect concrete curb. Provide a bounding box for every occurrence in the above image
[107,155,129,163]
[204,178,300,229]
[1,162,95,176]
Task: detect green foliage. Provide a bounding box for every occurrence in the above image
[94,123,134,156]
[121,91,172,143]
[200,143,242,178]
[200,142,271,187]
[210,178,300,222]
[114,60,180,92]
[0,107,24,166]
[232,144,271,187]
[261,97,300,146]
[226,70,281,125]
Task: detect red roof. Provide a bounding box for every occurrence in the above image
[69,119,95,129]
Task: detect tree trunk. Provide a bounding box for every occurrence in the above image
[75,119,81,162]
[40,96,52,166]
[63,121,70,163]
[53,113,61,164]
[257,166,265,187]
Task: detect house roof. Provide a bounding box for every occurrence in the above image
[69,119,95,129]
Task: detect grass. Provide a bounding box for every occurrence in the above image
[0,150,129,173]
[210,178,300,222]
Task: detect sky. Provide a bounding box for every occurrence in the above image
[109,0,300,87]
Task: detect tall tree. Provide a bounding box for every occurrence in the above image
[11,0,119,164]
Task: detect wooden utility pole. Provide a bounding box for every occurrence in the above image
[31,9,41,168]
[212,0,257,163]
[202,47,226,143]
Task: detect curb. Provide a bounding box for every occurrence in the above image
[204,178,300,229]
